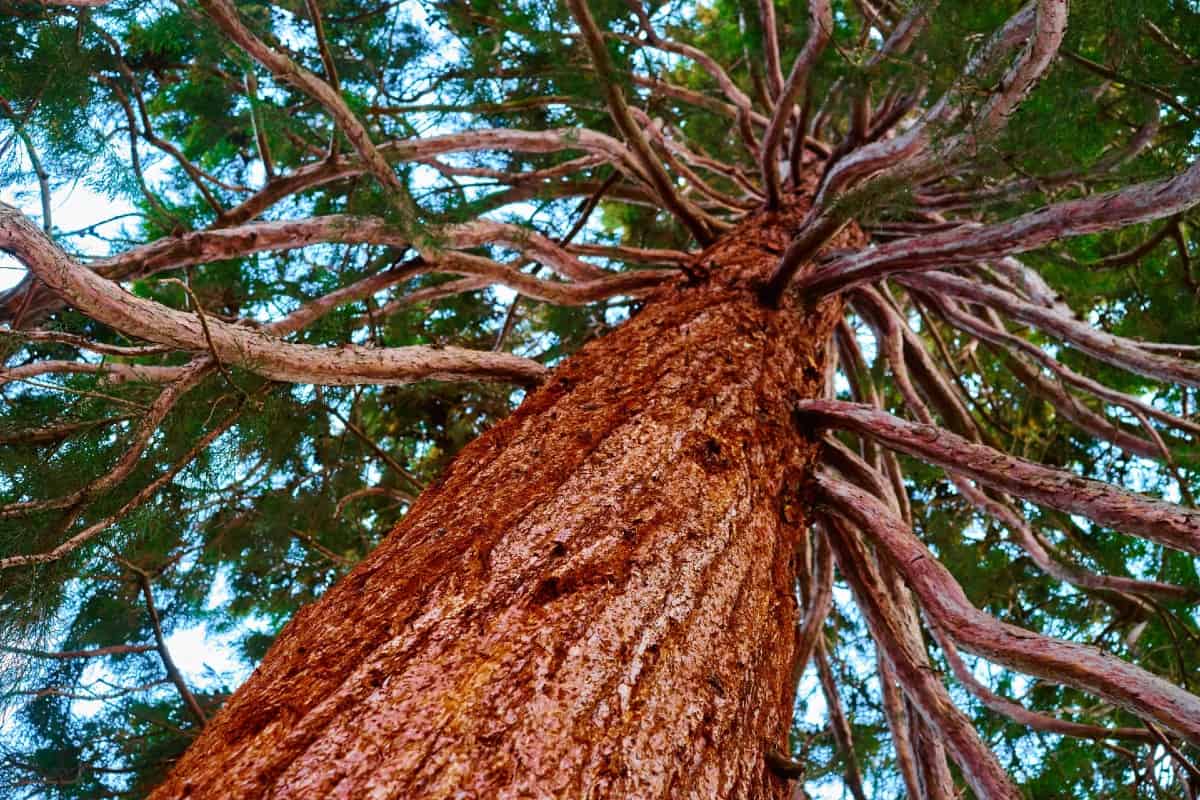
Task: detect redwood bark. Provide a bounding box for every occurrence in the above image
[151,199,857,799]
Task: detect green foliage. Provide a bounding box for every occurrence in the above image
[0,0,1198,797]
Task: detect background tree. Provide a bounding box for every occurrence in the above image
[0,0,1198,797]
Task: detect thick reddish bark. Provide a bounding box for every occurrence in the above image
[151,199,858,799]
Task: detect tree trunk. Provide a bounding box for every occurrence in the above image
[151,198,854,799]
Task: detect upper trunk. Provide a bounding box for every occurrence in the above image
[151,196,857,799]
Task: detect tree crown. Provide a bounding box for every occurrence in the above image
[0,0,1198,796]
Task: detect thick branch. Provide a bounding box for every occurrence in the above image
[1,206,664,324]
[762,0,1065,301]
[818,473,1200,744]
[930,627,1154,742]
[799,157,1200,297]
[818,1,1060,204]
[904,270,1200,389]
[799,399,1200,555]
[824,419,1194,606]
[0,204,547,387]
[756,0,784,101]
[566,0,714,244]
[824,514,1019,800]
[758,0,1060,307]
[759,0,833,208]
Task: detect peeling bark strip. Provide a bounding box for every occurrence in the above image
[817,475,1200,745]
[797,400,1200,555]
[150,203,860,799]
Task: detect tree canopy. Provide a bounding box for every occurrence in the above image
[0,0,1198,797]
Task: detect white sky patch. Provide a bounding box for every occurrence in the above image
[0,181,134,290]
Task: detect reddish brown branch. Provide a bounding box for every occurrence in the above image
[825,425,1194,606]
[905,270,1200,388]
[0,204,548,387]
[930,627,1154,742]
[566,0,715,244]
[876,658,927,800]
[793,526,834,685]
[759,0,833,208]
[814,639,869,800]
[763,0,1062,303]
[927,296,1200,440]
[800,399,1200,556]
[817,474,1200,744]
[799,156,1200,297]
[823,514,1018,800]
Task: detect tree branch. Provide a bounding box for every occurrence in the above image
[800,399,1200,556]
[904,270,1200,388]
[567,0,715,244]
[135,571,208,727]
[929,626,1154,742]
[197,0,417,222]
[798,156,1200,297]
[823,513,1019,800]
[814,639,869,800]
[759,0,832,209]
[1,643,155,659]
[817,473,1200,744]
[0,203,548,387]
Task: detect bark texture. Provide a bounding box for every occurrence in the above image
[151,198,857,799]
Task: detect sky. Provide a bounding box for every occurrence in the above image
[0,159,138,289]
